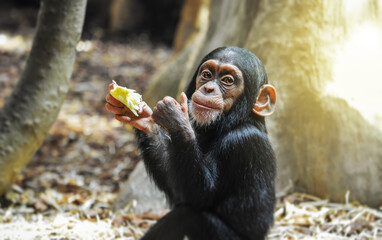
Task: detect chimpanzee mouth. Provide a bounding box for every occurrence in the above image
[189,103,222,127]
[192,100,219,111]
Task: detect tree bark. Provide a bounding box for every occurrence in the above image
[0,0,87,194]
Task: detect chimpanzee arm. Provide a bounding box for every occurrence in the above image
[135,125,173,197]
[152,97,218,208]
[167,132,218,208]
[215,124,276,238]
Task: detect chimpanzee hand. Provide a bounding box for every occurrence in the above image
[152,93,195,140]
[105,84,154,134]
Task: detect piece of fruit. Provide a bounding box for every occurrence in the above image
[110,80,142,116]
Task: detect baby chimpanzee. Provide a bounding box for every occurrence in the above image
[106,46,277,240]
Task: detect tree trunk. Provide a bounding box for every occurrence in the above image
[143,0,211,107]
[247,0,382,207]
[0,0,87,194]
[118,0,382,210]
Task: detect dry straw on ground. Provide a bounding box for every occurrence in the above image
[1,188,381,240]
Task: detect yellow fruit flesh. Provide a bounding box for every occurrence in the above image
[110,80,142,116]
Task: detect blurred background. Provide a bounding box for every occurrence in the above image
[0,0,381,239]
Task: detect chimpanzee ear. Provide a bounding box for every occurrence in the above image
[252,84,277,117]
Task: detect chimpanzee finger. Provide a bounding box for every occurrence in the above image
[163,96,180,107]
[163,97,184,113]
[152,107,166,125]
[156,102,174,116]
[105,94,124,107]
[138,101,153,118]
[180,92,188,114]
[152,106,162,120]
[155,100,166,112]
[129,117,154,133]
[115,114,131,123]
[105,103,125,115]
[160,98,180,114]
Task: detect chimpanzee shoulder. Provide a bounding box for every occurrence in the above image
[217,123,272,152]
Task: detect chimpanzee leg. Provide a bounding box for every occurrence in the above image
[141,206,241,240]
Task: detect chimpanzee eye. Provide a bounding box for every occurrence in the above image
[221,76,234,85]
[201,70,212,79]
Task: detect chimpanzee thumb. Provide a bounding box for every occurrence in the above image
[180,92,188,115]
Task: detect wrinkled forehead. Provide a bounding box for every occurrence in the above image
[207,49,245,65]
[203,48,259,81]
[199,59,241,71]
[205,48,259,73]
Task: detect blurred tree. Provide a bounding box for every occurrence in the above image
[8,0,40,7]
[118,0,382,210]
[109,0,184,45]
[1,0,184,45]
[0,0,87,194]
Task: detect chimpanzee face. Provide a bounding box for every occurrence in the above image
[187,47,276,128]
[190,59,245,125]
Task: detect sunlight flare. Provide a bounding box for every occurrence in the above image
[325,21,382,129]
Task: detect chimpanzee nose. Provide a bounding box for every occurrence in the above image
[203,81,217,94]
[204,85,214,93]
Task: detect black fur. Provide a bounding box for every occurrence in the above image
[136,46,276,240]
